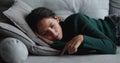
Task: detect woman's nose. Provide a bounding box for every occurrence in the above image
[48,28,57,37]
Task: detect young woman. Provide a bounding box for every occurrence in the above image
[26,7,116,55]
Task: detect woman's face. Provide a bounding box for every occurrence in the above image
[37,17,63,41]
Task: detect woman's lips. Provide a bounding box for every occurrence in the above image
[55,34,59,40]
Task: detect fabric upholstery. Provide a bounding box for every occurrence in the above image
[0,0,15,10]
[110,0,120,15]
[0,0,15,24]
[22,0,109,19]
[0,37,28,63]
[0,0,120,63]
[0,22,35,48]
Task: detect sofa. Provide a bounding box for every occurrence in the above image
[0,0,120,63]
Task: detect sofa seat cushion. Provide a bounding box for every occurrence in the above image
[27,46,120,63]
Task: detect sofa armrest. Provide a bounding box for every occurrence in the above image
[0,37,28,63]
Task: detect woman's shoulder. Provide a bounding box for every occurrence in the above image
[67,13,85,18]
[63,13,83,22]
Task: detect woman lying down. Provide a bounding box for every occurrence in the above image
[25,7,116,55]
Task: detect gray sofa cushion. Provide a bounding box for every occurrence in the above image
[0,22,35,48]
[110,0,120,15]
[22,0,109,19]
[27,47,120,63]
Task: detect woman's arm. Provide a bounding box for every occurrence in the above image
[61,13,116,55]
[75,13,116,54]
[82,35,116,54]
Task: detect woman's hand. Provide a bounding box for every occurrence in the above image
[35,32,53,45]
[60,35,84,55]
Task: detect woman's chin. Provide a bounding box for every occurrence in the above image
[53,34,62,41]
[57,38,61,40]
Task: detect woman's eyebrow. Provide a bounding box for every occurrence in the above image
[41,25,50,35]
[50,22,53,26]
[41,31,47,35]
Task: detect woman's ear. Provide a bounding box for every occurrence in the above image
[54,16,60,23]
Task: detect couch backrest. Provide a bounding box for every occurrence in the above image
[22,0,109,19]
[1,0,120,22]
[0,0,15,24]
[109,0,120,15]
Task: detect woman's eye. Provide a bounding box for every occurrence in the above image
[51,25,54,28]
[51,23,54,28]
[42,31,47,35]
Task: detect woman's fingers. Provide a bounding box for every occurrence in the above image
[61,42,80,55]
[60,45,68,56]
[69,41,77,54]
[67,39,82,54]
[60,42,75,55]
[60,35,84,55]
[60,42,78,55]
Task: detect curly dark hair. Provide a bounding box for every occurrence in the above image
[25,7,56,32]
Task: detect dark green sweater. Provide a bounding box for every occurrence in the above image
[51,13,116,54]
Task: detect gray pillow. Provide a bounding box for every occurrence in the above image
[3,0,49,46]
[0,12,12,24]
[0,22,59,55]
[0,22,35,48]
